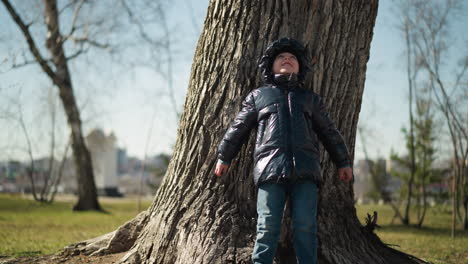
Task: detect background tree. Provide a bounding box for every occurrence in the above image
[399,2,419,226]
[390,93,438,228]
[1,0,102,211]
[64,0,429,263]
[412,95,438,227]
[396,0,468,233]
[1,0,178,211]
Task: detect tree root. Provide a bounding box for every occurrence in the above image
[363,211,429,264]
[61,210,149,257]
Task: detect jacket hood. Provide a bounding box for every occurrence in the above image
[258,37,311,85]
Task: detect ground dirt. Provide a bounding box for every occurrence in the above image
[0,252,126,264]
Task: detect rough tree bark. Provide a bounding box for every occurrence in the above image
[2,0,101,211]
[65,0,428,263]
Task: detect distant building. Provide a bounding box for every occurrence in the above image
[0,161,25,192]
[116,153,171,195]
[353,159,373,203]
[1,130,171,197]
[354,158,402,204]
[117,148,128,175]
[86,129,122,197]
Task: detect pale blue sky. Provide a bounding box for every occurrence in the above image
[0,0,466,163]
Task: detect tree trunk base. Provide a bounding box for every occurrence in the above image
[61,211,149,257]
[61,204,429,264]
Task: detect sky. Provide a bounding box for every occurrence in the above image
[0,0,466,164]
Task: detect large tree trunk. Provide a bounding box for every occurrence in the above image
[66,0,428,263]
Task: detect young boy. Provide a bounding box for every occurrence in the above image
[215,37,353,264]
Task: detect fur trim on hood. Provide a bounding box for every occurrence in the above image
[258,37,311,85]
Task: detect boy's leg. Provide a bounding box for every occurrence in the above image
[252,182,286,264]
[290,182,318,264]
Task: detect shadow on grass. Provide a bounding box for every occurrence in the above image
[377,224,468,237]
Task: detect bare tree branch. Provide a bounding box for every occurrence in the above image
[1,0,57,81]
[58,0,76,14]
[120,0,179,119]
[183,0,201,37]
[68,0,86,36]
[66,35,111,50]
[120,0,164,46]
[10,56,61,69]
[66,47,89,60]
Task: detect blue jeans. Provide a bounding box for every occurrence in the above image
[252,181,318,264]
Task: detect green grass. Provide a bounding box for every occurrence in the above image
[0,193,151,257]
[356,204,468,264]
[1,194,467,263]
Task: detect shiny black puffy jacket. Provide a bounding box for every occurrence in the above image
[217,82,350,186]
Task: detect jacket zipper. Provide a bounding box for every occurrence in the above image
[284,88,295,179]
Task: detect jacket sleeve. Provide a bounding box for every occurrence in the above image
[311,95,351,168]
[217,92,258,164]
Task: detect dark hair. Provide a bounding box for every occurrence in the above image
[258,37,311,85]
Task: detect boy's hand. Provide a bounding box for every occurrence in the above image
[215,163,230,177]
[338,167,353,182]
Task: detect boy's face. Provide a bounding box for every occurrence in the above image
[272,52,299,75]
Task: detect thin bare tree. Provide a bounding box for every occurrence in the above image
[401,0,468,233]
[1,0,104,210]
[0,86,71,203]
[396,3,421,225]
